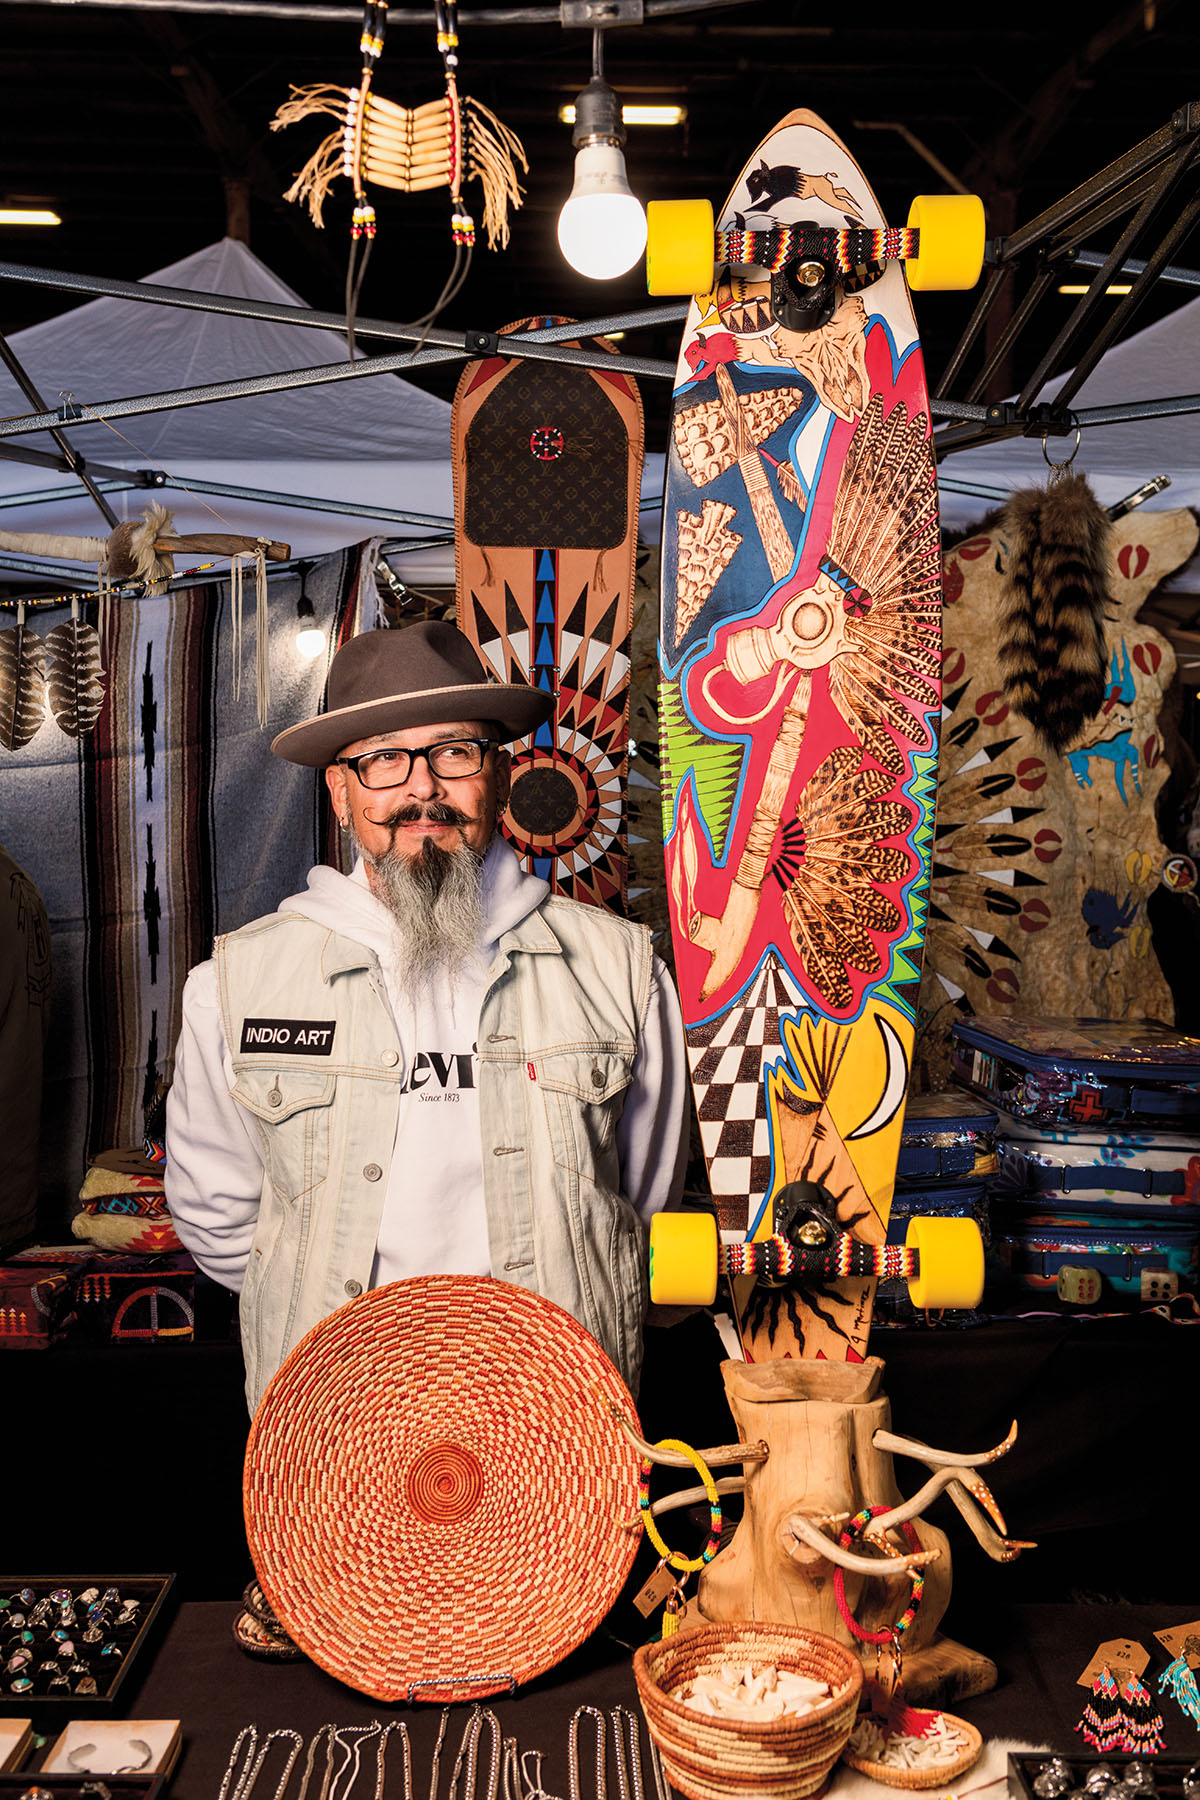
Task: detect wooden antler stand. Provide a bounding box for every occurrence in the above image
[694,1358,997,1707]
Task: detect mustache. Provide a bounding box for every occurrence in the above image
[371,801,475,831]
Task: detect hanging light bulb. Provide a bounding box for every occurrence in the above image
[294,563,327,660]
[556,36,647,281]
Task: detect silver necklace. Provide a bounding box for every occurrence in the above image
[610,1709,667,1800]
[376,1722,413,1800]
[566,1709,605,1800]
[565,1709,666,1800]
[447,1708,501,1800]
[330,1725,383,1800]
[217,1729,304,1800]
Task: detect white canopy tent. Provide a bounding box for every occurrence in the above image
[0,238,668,583]
[0,237,464,578]
[935,288,1200,595]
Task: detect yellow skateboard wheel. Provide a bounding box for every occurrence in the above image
[905,1215,985,1310]
[905,194,986,291]
[646,198,716,296]
[649,1210,719,1306]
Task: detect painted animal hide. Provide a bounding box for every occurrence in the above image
[915,502,1199,1091]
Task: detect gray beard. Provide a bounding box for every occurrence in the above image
[352,822,486,987]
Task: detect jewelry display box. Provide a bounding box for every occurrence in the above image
[1,1578,175,1720]
[0,1722,33,1773]
[0,1772,165,1800]
[1008,1753,1198,1800]
[42,1721,181,1782]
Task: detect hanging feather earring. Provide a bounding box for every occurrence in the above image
[0,600,49,752]
[45,597,108,738]
[996,468,1111,753]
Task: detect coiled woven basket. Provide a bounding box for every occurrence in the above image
[632,1621,863,1800]
[842,1715,983,1789]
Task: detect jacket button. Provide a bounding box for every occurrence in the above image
[363,1163,383,1181]
[267,1088,283,1107]
[344,1279,363,1298]
[381,1050,399,1067]
[591,1067,605,1089]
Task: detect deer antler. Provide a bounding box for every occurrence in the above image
[623,1476,747,1533]
[861,1462,1009,1542]
[785,1512,940,1577]
[864,1422,1030,1564]
[603,1398,767,1469]
[944,1480,1037,1564]
[873,1420,1018,1468]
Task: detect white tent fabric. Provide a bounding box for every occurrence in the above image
[0,238,666,581]
[935,289,1200,591]
[0,238,457,575]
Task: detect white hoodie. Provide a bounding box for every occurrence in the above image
[166,838,689,1292]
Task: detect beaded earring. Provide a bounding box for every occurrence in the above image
[1161,1652,1200,1729]
[1119,1671,1165,1754]
[1075,1665,1123,1751]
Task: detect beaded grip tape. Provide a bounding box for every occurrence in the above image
[715,224,920,274]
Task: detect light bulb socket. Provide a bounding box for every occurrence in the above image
[570,75,625,149]
[564,140,639,206]
[297,594,316,622]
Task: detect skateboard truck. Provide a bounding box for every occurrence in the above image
[649,1188,984,1313]
[770,252,840,334]
[646,200,987,302]
[725,1179,920,1290]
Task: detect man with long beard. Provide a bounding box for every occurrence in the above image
[165,621,689,1416]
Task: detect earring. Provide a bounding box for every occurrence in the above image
[1161,1652,1200,1728]
[1118,1670,1165,1753]
[1075,1664,1122,1750]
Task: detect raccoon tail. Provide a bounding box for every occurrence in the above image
[997,470,1111,753]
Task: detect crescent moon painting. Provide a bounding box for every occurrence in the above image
[847,1012,909,1141]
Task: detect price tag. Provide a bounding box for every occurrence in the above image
[632,1564,677,1619]
[1155,1621,1200,1670]
[1077,1639,1150,1687]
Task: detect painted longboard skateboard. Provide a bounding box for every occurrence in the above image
[453,319,644,909]
[659,111,942,1361]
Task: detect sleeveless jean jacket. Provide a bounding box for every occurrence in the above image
[214,898,654,1411]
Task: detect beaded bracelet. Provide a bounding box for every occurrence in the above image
[832,1505,926,1645]
[637,1438,723,1574]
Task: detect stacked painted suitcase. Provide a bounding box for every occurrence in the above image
[874,1090,999,1328]
[950,1016,1200,1312]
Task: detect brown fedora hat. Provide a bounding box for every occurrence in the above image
[271,621,555,767]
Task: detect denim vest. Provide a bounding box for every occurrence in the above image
[214,898,654,1412]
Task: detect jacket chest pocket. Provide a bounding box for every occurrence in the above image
[230,1065,336,1204]
[531,1050,634,1179]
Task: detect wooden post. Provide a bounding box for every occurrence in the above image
[694,1358,997,1707]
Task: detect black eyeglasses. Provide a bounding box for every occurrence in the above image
[336,737,494,790]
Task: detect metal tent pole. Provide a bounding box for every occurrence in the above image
[0,442,145,482]
[0,477,137,511]
[0,0,752,20]
[0,331,119,526]
[0,332,678,442]
[0,258,686,359]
